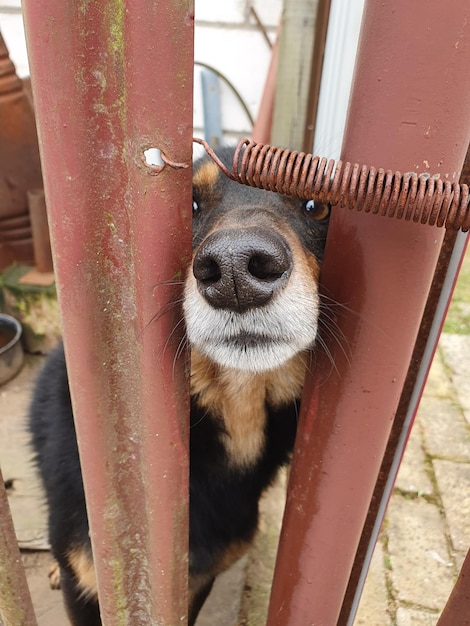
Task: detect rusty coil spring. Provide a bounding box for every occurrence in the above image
[195,138,470,232]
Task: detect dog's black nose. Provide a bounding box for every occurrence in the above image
[193,227,292,313]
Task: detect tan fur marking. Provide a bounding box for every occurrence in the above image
[67,546,98,600]
[193,160,219,189]
[264,352,308,407]
[191,349,306,467]
[283,227,321,284]
[216,539,252,573]
[303,249,321,282]
[188,572,213,616]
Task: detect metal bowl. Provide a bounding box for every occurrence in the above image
[0,314,24,385]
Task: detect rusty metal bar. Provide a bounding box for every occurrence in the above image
[22,1,193,624]
[252,27,279,144]
[27,189,53,273]
[267,2,470,624]
[437,547,470,625]
[197,138,470,231]
[302,0,331,153]
[0,466,38,626]
[339,144,470,625]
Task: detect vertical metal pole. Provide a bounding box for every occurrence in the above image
[267,2,470,624]
[252,28,279,144]
[22,1,194,624]
[27,189,53,273]
[0,467,38,626]
[339,148,470,625]
[437,548,470,625]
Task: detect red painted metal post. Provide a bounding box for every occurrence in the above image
[22,2,193,624]
[438,547,470,625]
[267,2,470,624]
[252,28,279,144]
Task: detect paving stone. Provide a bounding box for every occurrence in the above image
[433,460,470,553]
[386,496,454,611]
[239,472,286,626]
[423,349,455,399]
[0,355,49,548]
[396,607,440,625]
[196,555,248,626]
[439,334,470,423]
[354,541,392,626]
[455,550,468,573]
[22,551,69,626]
[418,396,470,461]
[395,419,433,496]
[0,356,43,485]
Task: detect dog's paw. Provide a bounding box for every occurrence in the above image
[48,560,61,590]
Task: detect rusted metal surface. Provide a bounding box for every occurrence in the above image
[27,189,53,273]
[22,1,193,624]
[339,142,470,624]
[302,0,331,153]
[252,28,279,144]
[198,138,470,231]
[0,31,41,269]
[265,1,470,624]
[0,466,38,626]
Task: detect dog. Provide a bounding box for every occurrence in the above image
[29,147,330,625]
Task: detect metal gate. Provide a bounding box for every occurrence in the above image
[1,1,470,624]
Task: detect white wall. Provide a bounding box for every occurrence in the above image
[0,2,29,77]
[0,1,282,147]
[1,1,366,156]
[194,0,281,142]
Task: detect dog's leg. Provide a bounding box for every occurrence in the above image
[60,568,101,626]
[188,576,215,626]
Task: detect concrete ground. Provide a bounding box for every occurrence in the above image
[354,332,470,625]
[1,252,469,625]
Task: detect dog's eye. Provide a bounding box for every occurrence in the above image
[192,199,200,215]
[303,199,330,221]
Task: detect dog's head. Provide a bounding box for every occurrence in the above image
[184,148,330,373]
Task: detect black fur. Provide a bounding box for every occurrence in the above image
[29,148,329,625]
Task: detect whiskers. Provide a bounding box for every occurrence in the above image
[317,291,393,373]
[143,278,191,379]
[171,322,190,380]
[315,294,354,379]
[190,405,211,430]
[144,277,186,333]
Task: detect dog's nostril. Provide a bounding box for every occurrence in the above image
[194,257,221,286]
[248,253,287,281]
